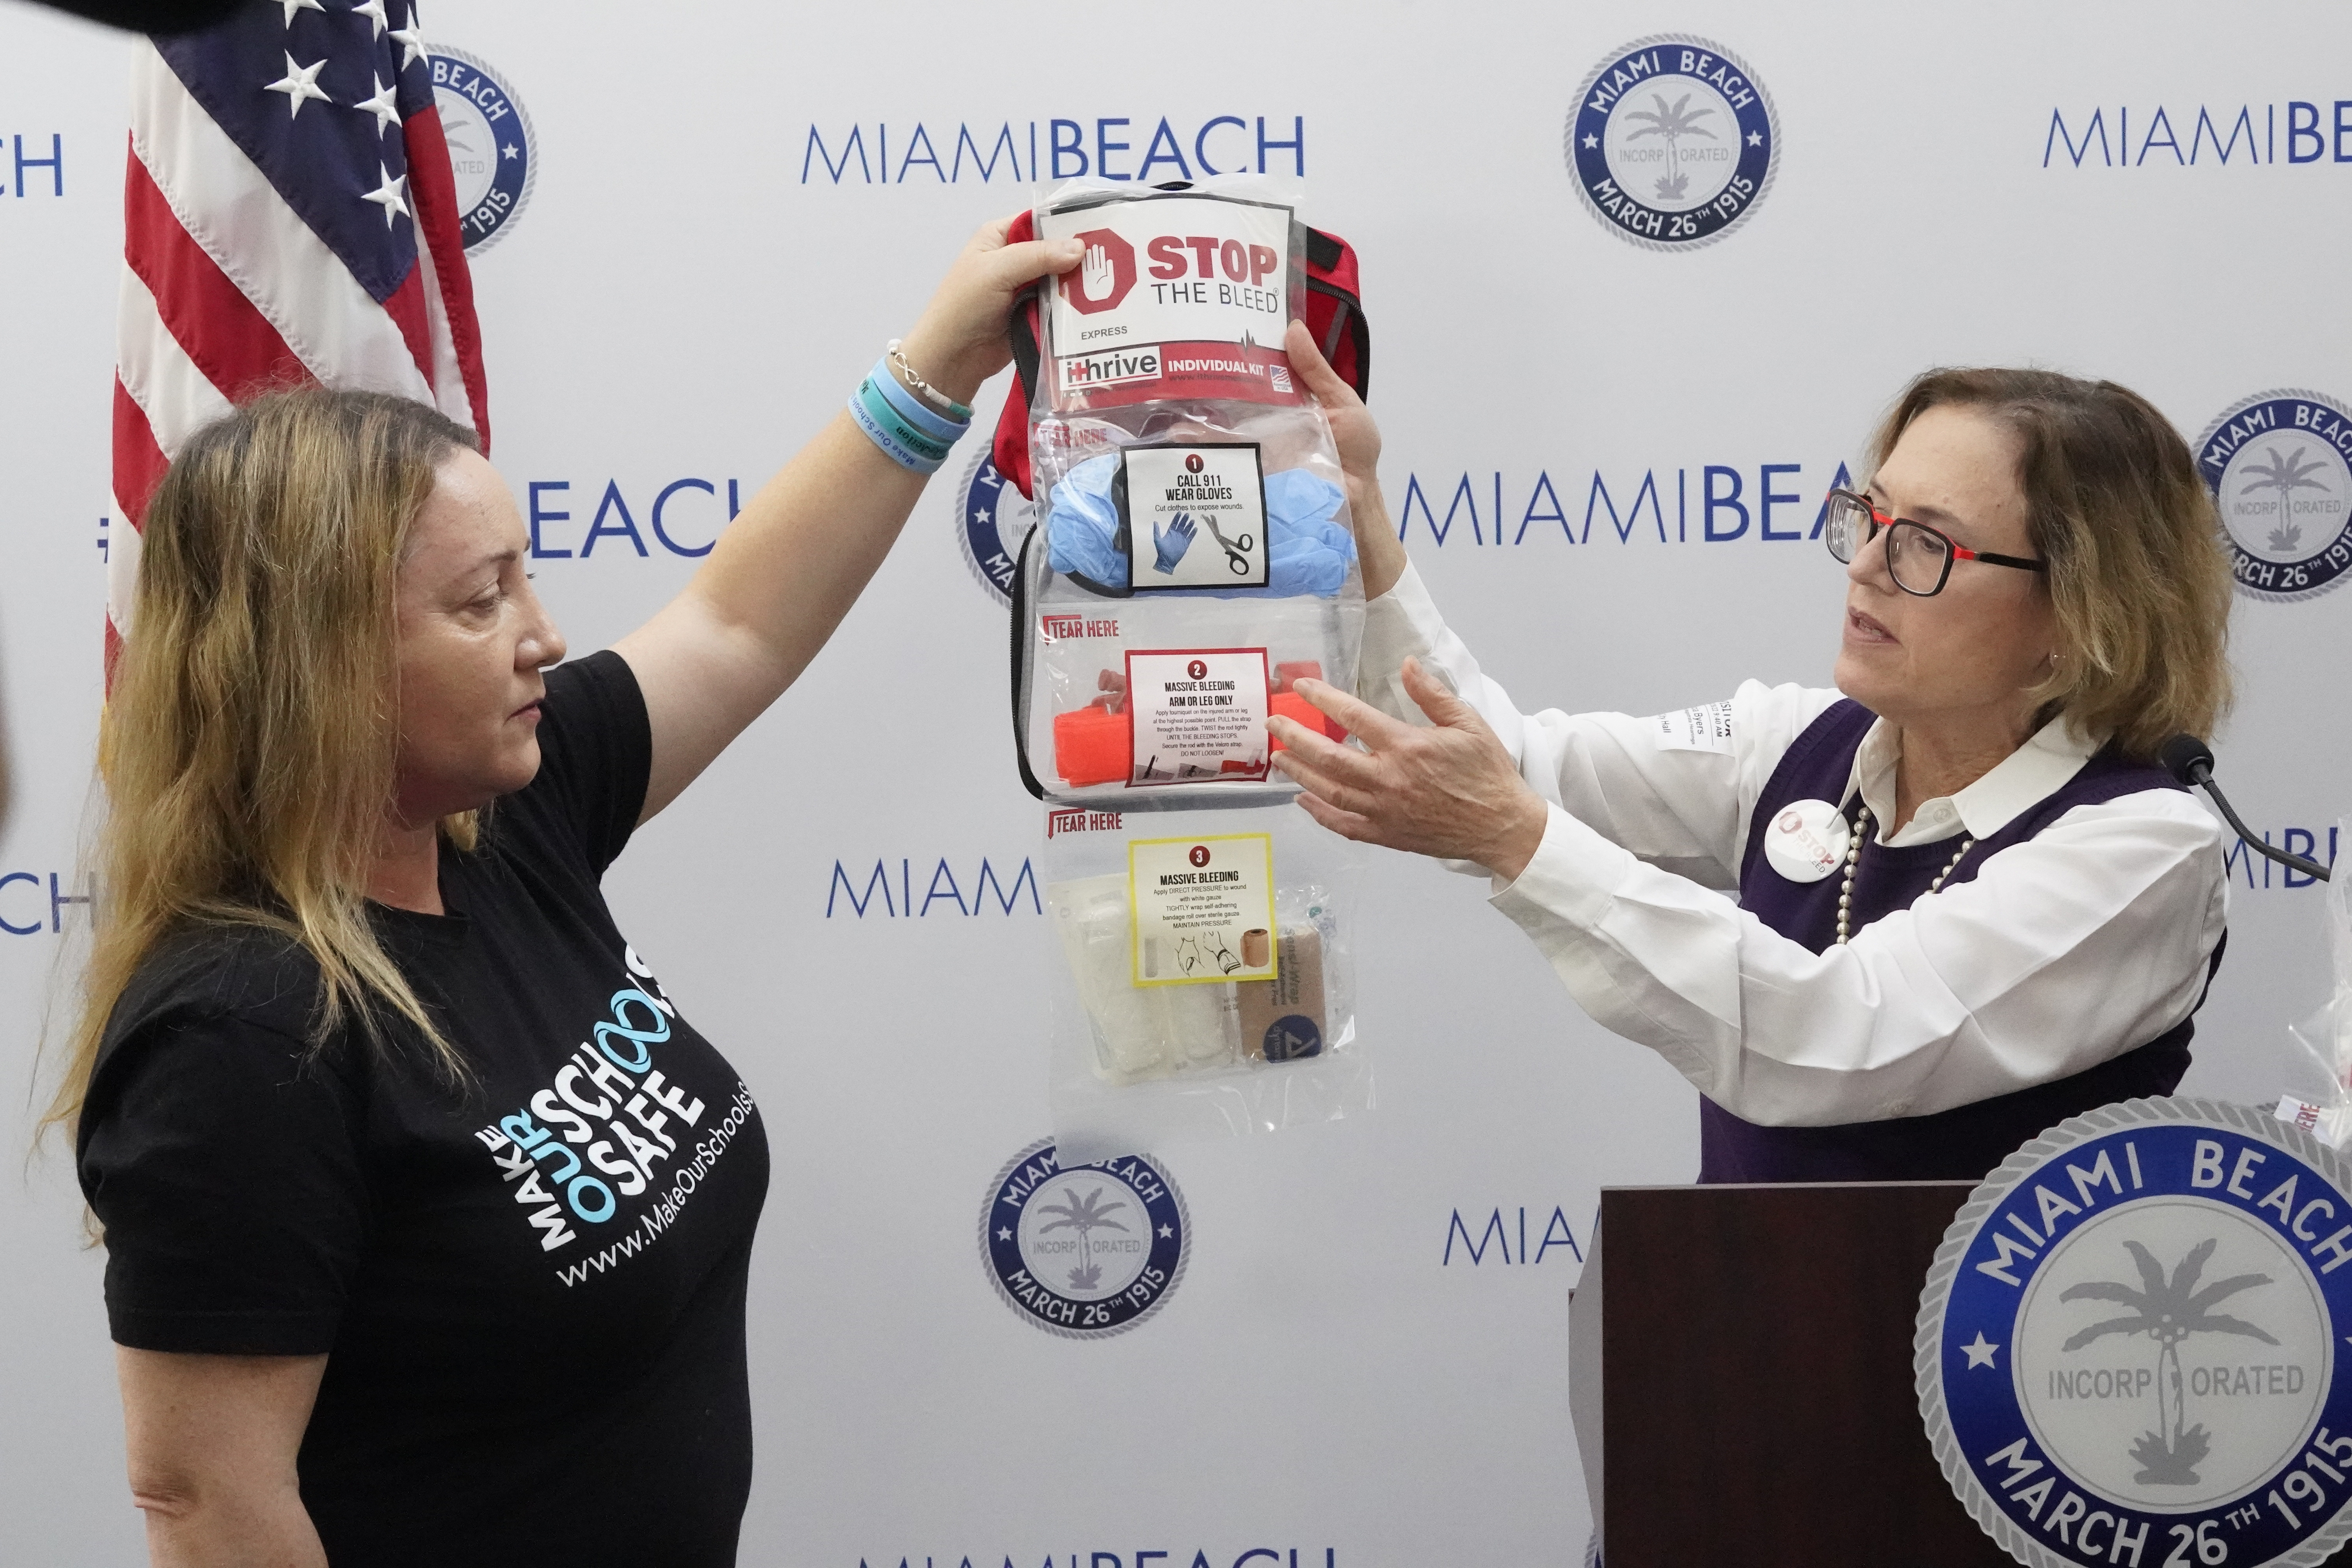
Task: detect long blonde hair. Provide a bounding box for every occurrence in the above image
[1871,368,2234,761]
[44,389,481,1142]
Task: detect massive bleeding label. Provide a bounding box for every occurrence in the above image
[1124,648,1270,785]
[1040,193,1297,411]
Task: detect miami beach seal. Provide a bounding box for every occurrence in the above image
[1919,1099,2352,1567]
[2194,390,2352,604]
[1564,33,1778,252]
[955,446,1038,605]
[980,1138,1187,1339]
[429,47,535,254]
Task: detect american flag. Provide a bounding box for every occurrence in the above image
[110,0,487,672]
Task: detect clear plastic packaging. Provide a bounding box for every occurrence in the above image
[2275,816,2352,1147]
[1042,802,1369,1163]
[1011,172,1363,808]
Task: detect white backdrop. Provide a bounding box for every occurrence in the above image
[6,3,2352,1563]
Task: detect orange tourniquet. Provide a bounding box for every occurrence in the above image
[1050,681,1350,788]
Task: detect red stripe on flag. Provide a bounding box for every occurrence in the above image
[112,374,171,531]
[381,261,437,400]
[104,615,124,691]
[123,150,312,404]
[401,105,490,452]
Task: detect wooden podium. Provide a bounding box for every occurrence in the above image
[1568,1181,2008,1566]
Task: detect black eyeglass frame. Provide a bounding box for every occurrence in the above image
[1822,488,2047,597]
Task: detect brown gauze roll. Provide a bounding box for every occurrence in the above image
[1236,925,1325,1062]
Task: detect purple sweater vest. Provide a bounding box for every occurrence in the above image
[1697,699,2213,1185]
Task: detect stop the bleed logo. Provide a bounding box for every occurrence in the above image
[1041,191,1294,409]
[1565,34,1778,250]
[1919,1100,2352,1567]
[1059,227,1138,313]
[982,1139,1188,1339]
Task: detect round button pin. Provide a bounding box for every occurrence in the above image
[1763,798,1852,884]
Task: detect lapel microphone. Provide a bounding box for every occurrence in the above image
[2160,734,2332,883]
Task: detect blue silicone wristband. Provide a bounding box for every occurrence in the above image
[856,377,955,464]
[848,384,943,474]
[870,356,971,444]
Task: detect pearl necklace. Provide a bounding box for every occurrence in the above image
[1835,805,1974,946]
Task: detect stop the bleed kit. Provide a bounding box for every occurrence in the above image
[1008,174,1371,1158]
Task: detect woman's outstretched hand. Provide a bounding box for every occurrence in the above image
[895,218,1085,407]
[1269,657,1550,881]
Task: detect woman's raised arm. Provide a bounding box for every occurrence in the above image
[613,218,1084,823]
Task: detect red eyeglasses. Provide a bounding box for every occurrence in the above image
[1821,488,2046,597]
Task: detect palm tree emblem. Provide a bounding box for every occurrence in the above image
[2239,445,2332,554]
[1036,1183,1130,1293]
[2060,1240,2277,1485]
[1622,92,1717,202]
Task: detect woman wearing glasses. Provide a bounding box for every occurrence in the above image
[1268,329,2231,1182]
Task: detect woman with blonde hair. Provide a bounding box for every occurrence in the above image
[53,220,1085,1566]
[1268,341,2233,1182]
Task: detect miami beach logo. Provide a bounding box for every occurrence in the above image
[980,1138,1187,1339]
[1564,34,1778,252]
[955,445,1038,604]
[1920,1100,2352,1567]
[429,48,535,253]
[2194,391,2352,603]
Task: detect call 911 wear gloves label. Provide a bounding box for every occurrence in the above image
[1123,443,1269,590]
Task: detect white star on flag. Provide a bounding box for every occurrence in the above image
[352,74,401,136]
[1961,1332,2000,1369]
[276,0,324,24]
[350,0,389,36]
[264,52,333,117]
[361,163,409,227]
[388,22,426,70]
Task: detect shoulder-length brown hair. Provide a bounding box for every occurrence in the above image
[44,388,480,1142]
[1871,368,2233,761]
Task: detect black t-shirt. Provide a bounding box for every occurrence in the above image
[76,651,769,1566]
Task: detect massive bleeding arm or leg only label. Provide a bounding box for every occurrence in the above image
[1127,833,1278,989]
[1125,648,1269,784]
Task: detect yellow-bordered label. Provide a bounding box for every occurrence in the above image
[1126,833,1278,988]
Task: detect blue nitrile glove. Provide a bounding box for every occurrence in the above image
[1046,454,1357,597]
[1151,513,1198,574]
[1257,469,1355,597]
[1045,453,1129,584]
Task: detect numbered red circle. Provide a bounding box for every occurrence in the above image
[1188,845,1211,868]
[1187,659,1207,680]
[1184,453,1205,473]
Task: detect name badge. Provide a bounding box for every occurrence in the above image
[1763,798,1852,884]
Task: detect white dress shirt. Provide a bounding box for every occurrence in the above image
[1359,563,2229,1127]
